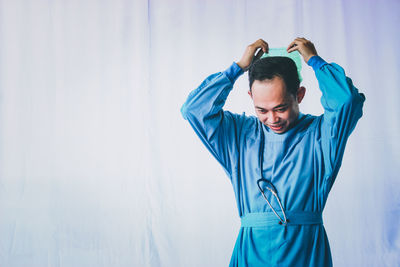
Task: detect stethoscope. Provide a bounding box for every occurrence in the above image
[256,128,289,225]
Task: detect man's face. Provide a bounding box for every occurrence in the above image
[249,76,305,134]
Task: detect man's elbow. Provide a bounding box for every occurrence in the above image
[181,101,199,121]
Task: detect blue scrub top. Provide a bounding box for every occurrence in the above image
[181,56,365,267]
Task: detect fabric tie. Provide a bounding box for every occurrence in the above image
[241,211,323,227]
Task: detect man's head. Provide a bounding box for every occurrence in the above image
[248,57,305,134]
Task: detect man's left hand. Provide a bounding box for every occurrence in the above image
[287,38,318,63]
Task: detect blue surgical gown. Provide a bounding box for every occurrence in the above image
[181,56,365,267]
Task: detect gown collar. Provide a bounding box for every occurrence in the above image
[261,112,308,142]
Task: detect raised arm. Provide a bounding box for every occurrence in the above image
[181,39,268,175]
[288,37,365,186]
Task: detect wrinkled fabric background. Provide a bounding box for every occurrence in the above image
[0,0,399,266]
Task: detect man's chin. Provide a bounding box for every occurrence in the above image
[271,129,287,134]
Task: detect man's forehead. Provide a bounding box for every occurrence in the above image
[252,77,287,92]
[252,84,294,110]
[252,80,291,99]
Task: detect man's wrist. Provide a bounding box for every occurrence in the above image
[307,55,327,71]
[224,62,244,83]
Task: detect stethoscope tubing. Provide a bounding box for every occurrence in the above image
[258,129,289,225]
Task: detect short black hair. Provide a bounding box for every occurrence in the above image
[248,56,300,96]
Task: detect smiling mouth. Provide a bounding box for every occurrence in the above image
[268,123,284,131]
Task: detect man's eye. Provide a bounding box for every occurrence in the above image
[258,110,267,114]
[276,108,287,112]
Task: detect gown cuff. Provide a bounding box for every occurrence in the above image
[307,56,327,71]
[223,62,244,83]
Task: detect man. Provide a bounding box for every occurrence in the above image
[181,38,365,266]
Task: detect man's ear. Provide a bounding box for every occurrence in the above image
[296,86,306,103]
[248,90,252,98]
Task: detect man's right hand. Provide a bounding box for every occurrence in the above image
[237,39,269,71]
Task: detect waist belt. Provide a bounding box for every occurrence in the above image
[241,211,323,227]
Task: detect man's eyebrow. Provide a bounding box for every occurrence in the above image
[255,104,288,110]
[273,104,288,109]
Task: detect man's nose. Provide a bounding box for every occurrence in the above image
[268,112,279,124]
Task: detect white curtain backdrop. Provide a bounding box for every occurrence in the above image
[0,0,399,266]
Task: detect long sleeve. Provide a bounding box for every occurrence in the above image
[309,56,366,187]
[181,63,244,176]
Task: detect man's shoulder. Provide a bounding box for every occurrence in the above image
[222,111,261,139]
[303,113,321,123]
[295,113,322,135]
[223,111,259,127]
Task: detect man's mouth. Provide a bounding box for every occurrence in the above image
[268,123,284,131]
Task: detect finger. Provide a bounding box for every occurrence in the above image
[254,39,268,53]
[255,38,267,45]
[287,40,298,51]
[264,42,269,53]
[287,46,299,53]
[287,41,295,50]
[261,39,269,53]
[254,48,264,60]
[295,37,308,42]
